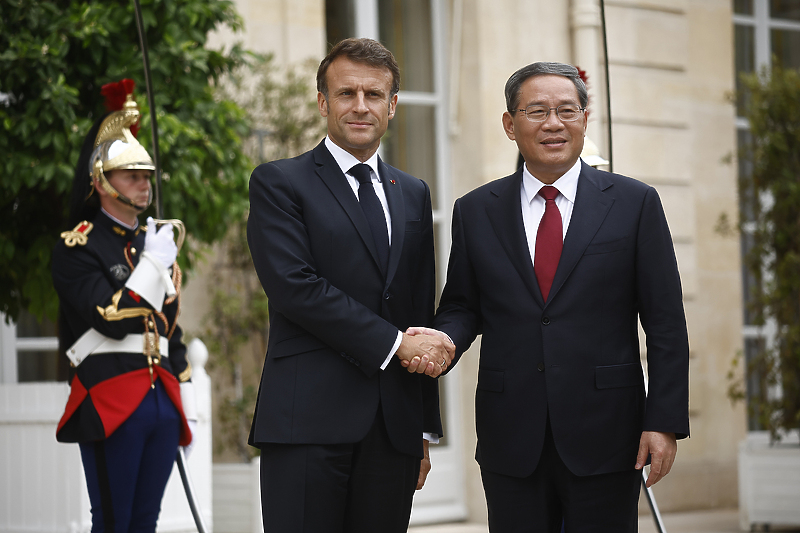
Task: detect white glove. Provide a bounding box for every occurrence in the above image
[183,419,198,459]
[145,217,177,269]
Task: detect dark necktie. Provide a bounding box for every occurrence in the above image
[534,185,563,302]
[350,163,389,275]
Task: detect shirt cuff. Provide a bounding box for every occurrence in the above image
[381,330,404,370]
[124,252,168,311]
[423,432,439,444]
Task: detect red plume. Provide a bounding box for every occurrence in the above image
[100,79,139,137]
[101,79,135,111]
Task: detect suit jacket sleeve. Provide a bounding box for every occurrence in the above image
[433,198,482,368]
[636,186,690,439]
[247,161,401,377]
[417,181,443,437]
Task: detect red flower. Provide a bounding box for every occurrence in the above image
[576,68,589,88]
[575,67,590,109]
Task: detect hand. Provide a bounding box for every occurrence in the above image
[395,331,455,377]
[145,216,177,269]
[404,327,455,373]
[406,326,453,347]
[635,431,677,487]
[417,439,431,490]
[183,419,198,459]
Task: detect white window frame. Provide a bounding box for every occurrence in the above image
[734,0,800,429]
[0,313,60,383]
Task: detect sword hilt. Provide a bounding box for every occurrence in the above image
[151,218,186,253]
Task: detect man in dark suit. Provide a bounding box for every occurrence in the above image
[413,62,690,532]
[246,38,454,533]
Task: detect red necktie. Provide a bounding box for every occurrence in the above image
[534,186,563,302]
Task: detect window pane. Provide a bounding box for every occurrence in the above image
[325,0,356,52]
[734,0,754,15]
[738,128,760,326]
[17,351,60,382]
[15,310,56,337]
[737,128,755,223]
[735,24,756,116]
[740,231,761,325]
[14,310,61,382]
[771,29,800,68]
[770,0,800,20]
[383,104,438,206]
[744,336,767,431]
[378,0,434,92]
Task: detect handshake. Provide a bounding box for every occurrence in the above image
[396,327,455,378]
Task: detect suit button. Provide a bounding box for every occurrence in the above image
[538,362,545,372]
[541,316,550,325]
[384,292,391,300]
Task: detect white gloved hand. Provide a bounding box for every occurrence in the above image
[183,419,198,459]
[144,216,177,269]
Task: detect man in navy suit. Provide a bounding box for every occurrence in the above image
[247,38,453,533]
[413,62,689,532]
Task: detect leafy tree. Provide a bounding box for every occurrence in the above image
[0,0,254,323]
[728,63,800,440]
[201,55,326,461]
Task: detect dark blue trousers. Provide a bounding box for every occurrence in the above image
[79,380,180,533]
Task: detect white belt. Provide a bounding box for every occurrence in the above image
[67,328,169,367]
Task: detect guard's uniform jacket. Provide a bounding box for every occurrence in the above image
[53,211,191,445]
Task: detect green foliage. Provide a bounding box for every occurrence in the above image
[730,63,800,440]
[201,56,325,461]
[0,0,254,323]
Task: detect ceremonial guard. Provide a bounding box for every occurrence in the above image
[52,79,196,533]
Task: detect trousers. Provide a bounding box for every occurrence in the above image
[79,380,180,533]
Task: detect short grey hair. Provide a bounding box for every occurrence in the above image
[504,62,588,112]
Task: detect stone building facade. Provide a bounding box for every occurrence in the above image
[184,0,747,521]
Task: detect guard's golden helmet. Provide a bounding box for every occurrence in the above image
[89,91,155,211]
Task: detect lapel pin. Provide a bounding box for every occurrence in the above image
[390,179,396,185]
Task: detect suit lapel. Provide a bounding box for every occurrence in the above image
[379,158,405,287]
[485,170,544,307]
[547,162,614,303]
[312,143,384,272]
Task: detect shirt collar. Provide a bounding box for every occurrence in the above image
[521,158,581,205]
[101,207,138,230]
[325,136,381,182]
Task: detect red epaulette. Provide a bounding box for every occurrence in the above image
[60,221,94,247]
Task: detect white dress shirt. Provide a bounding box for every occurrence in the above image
[325,137,392,243]
[520,158,582,265]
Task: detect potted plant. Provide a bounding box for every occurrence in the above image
[727,63,800,530]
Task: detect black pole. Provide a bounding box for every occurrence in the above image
[176,448,209,533]
[599,0,613,173]
[132,0,163,219]
[132,3,205,531]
